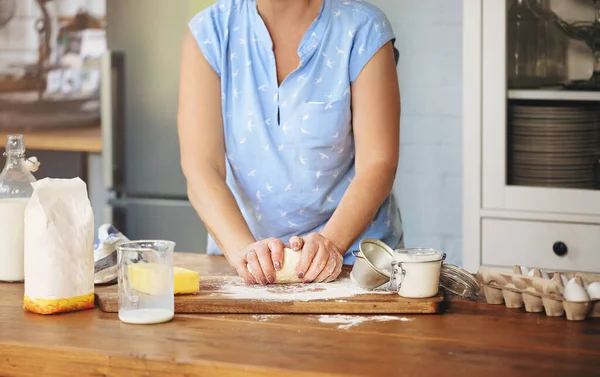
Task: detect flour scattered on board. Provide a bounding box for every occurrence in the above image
[206,277,391,302]
[316,315,414,330]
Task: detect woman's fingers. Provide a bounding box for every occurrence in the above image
[245,249,267,285]
[255,243,276,284]
[314,252,337,283]
[289,235,304,251]
[267,238,285,271]
[297,235,318,280]
[234,259,257,285]
[325,253,344,282]
[303,245,329,283]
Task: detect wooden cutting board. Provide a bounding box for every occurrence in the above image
[94,253,444,314]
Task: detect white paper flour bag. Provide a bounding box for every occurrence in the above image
[23,177,95,314]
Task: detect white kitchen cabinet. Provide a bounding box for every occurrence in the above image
[462,0,600,273]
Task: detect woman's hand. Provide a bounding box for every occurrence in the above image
[292,233,344,283]
[229,238,286,285]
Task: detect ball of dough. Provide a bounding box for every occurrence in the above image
[274,248,302,284]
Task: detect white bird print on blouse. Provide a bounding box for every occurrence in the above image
[332,132,339,139]
[311,32,318,38]
[277,144,284,151]
[258,84,267,91]
[256,190,264,201]
[300,155,307,164]
[385,218,391,227]
[319,153,329,159]
[324,102,333,110]
[348,30,355,37]
[282,124,288,134]
[313,185,319,192]
[203,38,212,44]
[284,184,292,191]
[336,47,345,55]
[239,137,246,144]
[358,44,365,55]
[374,23,380,32]
[330,144,337,151]
[327,196,335,203]
[334,10,341,17]
[281,101,288,108]
[382,20,387,29]
[327,59,334,69]
[246,59,252,67]
[233,165,240,172]
[343,0,350,5]
[315,77,323,84]
[233,89,239,98]
[320,209,326,214]
[288,221,298,228]
[333,170,340,178]
[247,121,256,132]
[337,147,345,154]
[316,171,323,179]
[302,113,309,121]
[227,153,233,160]
[263,144,269,151]
[239,37,246,45]
[256,214,262,222]
[343,87,351,96]
[266,183,273,192]
[296,73,307,82]
[233,69,239,77]
[347,176,353,182]
[325,92,334,99]
[248,170,256,177]
[230,52,238,60]
[280,211,287,217]
[299,208,306,215]
[301,128,309,134]
[232,25,240,31]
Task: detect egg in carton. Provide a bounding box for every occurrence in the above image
[477,266,600,321]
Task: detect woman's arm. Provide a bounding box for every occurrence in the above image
[178,30,283,284]
[297,41,400,282]
[320,41,400,251]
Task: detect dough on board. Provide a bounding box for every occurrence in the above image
[274,248,302,284]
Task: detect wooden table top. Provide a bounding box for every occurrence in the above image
[1,254,599,377]
[0,126,102,153]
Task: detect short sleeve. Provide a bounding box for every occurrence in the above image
[188,10,222,77]
[349,10,396,83]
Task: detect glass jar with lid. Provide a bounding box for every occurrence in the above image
[507,0,541,88]
[0,135,40,282]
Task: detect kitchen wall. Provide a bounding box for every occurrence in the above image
[372,0,464,265]
[0,0,105,66]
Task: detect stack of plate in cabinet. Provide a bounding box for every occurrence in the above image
[508,102,600,190]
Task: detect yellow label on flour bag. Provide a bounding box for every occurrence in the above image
[23,178,95,315]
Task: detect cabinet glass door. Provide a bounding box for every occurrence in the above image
[482,0,600,216]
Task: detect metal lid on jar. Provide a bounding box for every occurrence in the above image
[393,248,445,263]
[440,264,480,300]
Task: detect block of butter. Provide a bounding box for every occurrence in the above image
[128,263,199,295]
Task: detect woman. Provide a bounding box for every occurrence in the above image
[178,0,403,285]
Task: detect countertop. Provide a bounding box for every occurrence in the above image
[1,254,599,377]
[0,126,102,153]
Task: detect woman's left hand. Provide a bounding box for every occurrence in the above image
[290,233,344,283]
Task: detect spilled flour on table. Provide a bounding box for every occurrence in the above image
[251,314,282,322]
[206,277,390,302]
[316,315,414,330]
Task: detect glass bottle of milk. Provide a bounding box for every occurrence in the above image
[0,135,39,282]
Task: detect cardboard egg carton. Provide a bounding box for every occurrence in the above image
[475,266,600,321]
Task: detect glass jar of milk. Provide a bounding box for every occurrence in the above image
[0,135,39,282]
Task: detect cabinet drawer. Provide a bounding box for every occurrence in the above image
[482,218,600,273]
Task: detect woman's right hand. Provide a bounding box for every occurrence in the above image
[230,238,286,285]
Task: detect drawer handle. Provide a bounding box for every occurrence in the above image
[552,241,568,257]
